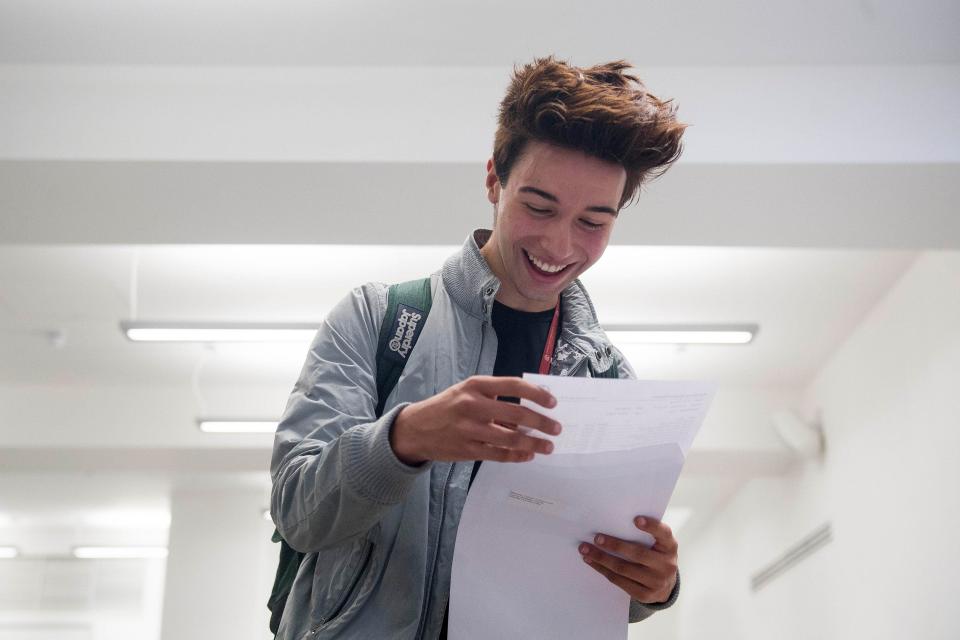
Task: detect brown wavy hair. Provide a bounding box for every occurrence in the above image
[493,56,687,209]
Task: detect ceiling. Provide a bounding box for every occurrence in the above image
[1,0,957,66]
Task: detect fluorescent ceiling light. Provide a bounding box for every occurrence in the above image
[121,321,318,343]
[84,510,172,528]
[0,547,18,559]
[122,321,757,346]
[73,546,168,559]
[198,419,278,434]
[606,324,757,345]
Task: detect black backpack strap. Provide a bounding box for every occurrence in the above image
[374,277,433,416]
[268,277,433,637]
[268,527,304,636]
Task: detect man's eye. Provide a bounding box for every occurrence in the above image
[580,219,604,230]
[526,204,551,214]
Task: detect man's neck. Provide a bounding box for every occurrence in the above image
[479,238,558,312]
[493,291,558,313]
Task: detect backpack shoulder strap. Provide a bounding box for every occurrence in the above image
[374,277,433,416]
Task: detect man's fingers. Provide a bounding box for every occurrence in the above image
[590,533,677,576]
[588,533,656,566]
[581,557,659,602]
[469,442,534,463]
[578,543,661,588]
[634,517,678,553]
[464,376,557,409]
[478,397,561,436]
[463,422,554,455]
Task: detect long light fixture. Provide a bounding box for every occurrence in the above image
[198,419,278,434]
[0,547,18,559]
[120,321,318,343]
[605,324,758,345]
[123,321,756,345]
[83,510,172,528]
[73,546,168,559]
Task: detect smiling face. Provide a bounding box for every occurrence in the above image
[480,140,626,312]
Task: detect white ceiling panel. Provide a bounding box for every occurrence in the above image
[0,0,957,66]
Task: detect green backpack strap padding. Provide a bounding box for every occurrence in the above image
[268,527,304,636]
[267,277,433,637]
[374,277,433,416]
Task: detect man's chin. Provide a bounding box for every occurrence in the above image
[518,280,572,308]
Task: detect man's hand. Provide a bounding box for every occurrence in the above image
[578,516,679,604]
[390,376,560,465]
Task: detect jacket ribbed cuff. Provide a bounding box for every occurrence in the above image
[629,569,680,622]
[340,402,432,505]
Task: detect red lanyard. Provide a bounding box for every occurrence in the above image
[538,304,561,375]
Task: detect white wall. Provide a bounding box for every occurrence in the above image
[159,485,277,640]
[674,252,960,639]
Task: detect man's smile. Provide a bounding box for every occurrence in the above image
[523,249,573,276]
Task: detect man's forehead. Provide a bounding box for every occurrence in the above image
[512,144,625,209]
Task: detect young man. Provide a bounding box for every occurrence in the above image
[270,56,687,639]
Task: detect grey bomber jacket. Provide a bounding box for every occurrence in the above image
[270,230,680,639]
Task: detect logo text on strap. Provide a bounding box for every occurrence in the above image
[386,303,425,362]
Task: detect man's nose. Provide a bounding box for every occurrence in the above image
[543,220,573,259]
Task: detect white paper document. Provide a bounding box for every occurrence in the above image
[449,375,716,640]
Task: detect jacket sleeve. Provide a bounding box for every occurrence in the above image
[611,344,683,623]
[270,284,432,553]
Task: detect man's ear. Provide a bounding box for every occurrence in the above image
[485,158,500,205]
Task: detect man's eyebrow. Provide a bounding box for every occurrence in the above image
[518,186,619,216]
[519,186,559,202]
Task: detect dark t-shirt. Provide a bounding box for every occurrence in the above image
[490,300,557,377]
[468,300,556,484]
[439,299,556,639]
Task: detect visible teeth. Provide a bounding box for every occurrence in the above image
[527,252,565,273]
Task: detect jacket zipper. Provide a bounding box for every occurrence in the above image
[415,463,455,639]
[416,314,485,639]
[567,355,589,377]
